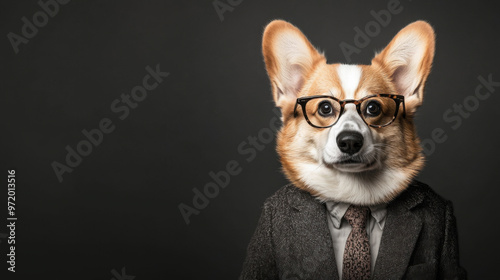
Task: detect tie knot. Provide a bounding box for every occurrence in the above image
[344,205,370,228]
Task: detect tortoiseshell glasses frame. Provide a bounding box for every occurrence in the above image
[293,94,406,128]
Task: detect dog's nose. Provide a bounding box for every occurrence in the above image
[336,131,364,155]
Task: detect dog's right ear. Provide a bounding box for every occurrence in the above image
[262,20,325,110]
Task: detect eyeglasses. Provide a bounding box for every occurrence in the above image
[294,94,406,128]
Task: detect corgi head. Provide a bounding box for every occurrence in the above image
[262,20,435,205]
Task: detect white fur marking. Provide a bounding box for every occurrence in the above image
[337,64,362,99]
[296,161,407,205]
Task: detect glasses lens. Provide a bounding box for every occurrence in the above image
[360,97,397,126]
[303,97,342,127]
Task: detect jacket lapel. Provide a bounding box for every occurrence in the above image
[372,183,425,279]
[287,187,339,280]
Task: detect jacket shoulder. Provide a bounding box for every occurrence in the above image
[396,180,452,213]
[413,180,450,203]
[263,184,317,209]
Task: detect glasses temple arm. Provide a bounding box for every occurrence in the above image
[402,100,406,118]
[293,101,299,117]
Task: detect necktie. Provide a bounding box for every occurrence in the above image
[342,205,371,280]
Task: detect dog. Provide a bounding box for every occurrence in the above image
[240,20,466,279]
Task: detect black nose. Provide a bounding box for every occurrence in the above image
[336,131,364,155]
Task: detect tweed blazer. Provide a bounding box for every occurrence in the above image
[240,181,467,279]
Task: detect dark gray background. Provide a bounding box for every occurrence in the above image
[1,0,499,279]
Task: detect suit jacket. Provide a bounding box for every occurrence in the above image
[240,181,467,280]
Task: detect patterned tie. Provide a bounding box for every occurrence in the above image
[342,205,371,280]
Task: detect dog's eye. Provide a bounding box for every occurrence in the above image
[365,101,381,116]
[318,101,334,116]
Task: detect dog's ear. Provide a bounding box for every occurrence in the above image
[372,21,435,111]
[262,20,325,110]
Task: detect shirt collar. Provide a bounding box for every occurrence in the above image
[325,201,387,230]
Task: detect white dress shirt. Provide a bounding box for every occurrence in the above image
[325,201,387,279]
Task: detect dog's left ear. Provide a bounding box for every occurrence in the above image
[372,21,435,110]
